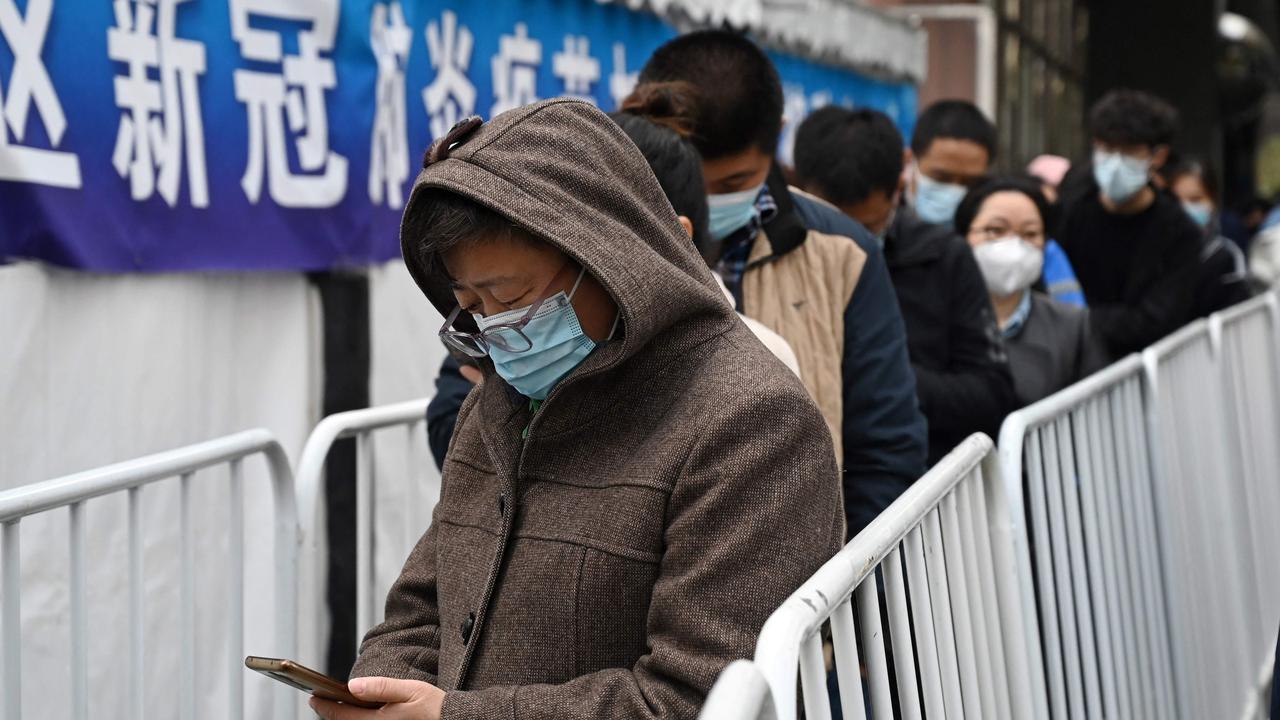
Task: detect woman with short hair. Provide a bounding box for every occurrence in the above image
[956,177,1108,407]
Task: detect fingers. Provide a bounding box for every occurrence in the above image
[309,697,373,720]
[349,676,418,703]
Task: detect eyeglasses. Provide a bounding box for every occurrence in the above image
[439,263,573,358]
[969,225,1045,244]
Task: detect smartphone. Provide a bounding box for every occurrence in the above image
[244,656,383,709]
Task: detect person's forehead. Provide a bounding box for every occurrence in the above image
[1093,140,1153,156]
[920,137,990,170]
[979,191,1040,222]
[443,236,556,283]
[702,146,771,176]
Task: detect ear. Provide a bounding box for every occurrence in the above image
[1151,145,1171,172]
[677,215,695,239]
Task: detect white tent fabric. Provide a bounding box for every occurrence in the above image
[368,261,448,625]
[0,259,446,718]
[0,262,320,719]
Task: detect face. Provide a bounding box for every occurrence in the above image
[1093,141,1170,172]
[965,191,1046,251]
[915,138,990,189]
[443,234,617,341]
[839,189,898,237]
[1171,173,1213,210]
[701,145,772,195]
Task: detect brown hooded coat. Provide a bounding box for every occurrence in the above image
[350,99,844,719]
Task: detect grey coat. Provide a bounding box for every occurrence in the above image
[1006,293,1108,407]
[350,99,845,719]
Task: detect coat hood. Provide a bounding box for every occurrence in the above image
[400,99,732,378]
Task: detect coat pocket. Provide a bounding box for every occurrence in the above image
[573,546,660,676]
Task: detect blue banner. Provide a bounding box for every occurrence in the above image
[0,0,916,271]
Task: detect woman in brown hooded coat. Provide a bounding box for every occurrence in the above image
[313,99,843,720]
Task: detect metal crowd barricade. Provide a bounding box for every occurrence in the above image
[1144,314,1278,720]
[999,355,1176,720]
[0,429,297,720]
[294,397,436,670]
[1209,292,1280,654]
[699,660,775,720]
[748,434,1037,720]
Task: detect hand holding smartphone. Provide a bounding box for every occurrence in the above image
[244,656,383,709]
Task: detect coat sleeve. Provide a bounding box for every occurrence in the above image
[438,385,845,719]
[1088,218,1203,357]
[426,356,474,471]
[839,241,931,537]
[911,242,1018,458]
[350,520,442,684]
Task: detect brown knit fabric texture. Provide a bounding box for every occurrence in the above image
[352,98,844,719]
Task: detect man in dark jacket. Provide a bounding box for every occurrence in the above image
[1058,90,1203,358]
[794,106,1016,464]
[635,30,928,536]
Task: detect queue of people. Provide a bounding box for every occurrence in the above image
[312,29,1268,720]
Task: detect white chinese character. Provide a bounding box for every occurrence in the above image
[368,1,411,208]
[608,43,636,110]
[229,0,348,207]
[422,9,475,141]
[777,83,808,169]
[552,35,599,104]
[108,0,209,207]
[490,23,540,116]
[0,0,82,188]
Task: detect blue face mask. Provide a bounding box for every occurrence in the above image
[1183,201,1213,229]
[707,184,763,241]
[913,170,968,226]
[1093,149,1151,205]
[473,268,602,400]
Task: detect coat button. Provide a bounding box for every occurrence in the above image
[460,612,475,644]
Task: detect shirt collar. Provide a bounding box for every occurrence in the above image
[1001,291,1033,339]
[722,185,778,252]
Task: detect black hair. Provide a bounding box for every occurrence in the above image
[954,176,1052,236]
[609,82,713,260]
[1160,155,1219,203]
[793,106,904,207]
[910,100,997,162]
[401,189,527,281]
[1089,89,1179,149]
[638,30,783,160]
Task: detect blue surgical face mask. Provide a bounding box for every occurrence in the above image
[913,168,968,226]
[1183,200,1213,230]
[473,268,603,400]
[707,184,764,241]
[1093,149,1151,205]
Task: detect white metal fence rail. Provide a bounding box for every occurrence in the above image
[295,397,436,670]
[749,434,1037,720]
[700,660,776,720]
[998,355,1176,720]
[1210,293,1280,656]
[1144,303,1280,720]
[0,429,297,720]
